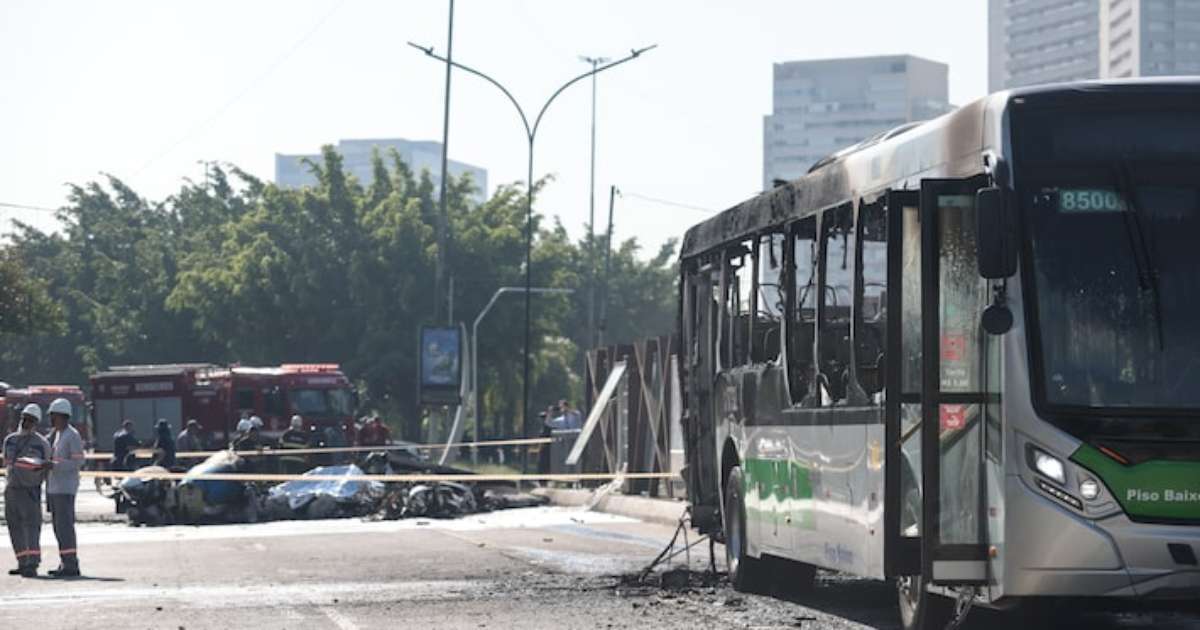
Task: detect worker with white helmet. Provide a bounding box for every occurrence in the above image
[3,403,52,577]
[278,414,309,474]
[231,417,261,452]
[46,397,84,577]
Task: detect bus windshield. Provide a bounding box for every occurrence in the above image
[1026,175,1200,409]
[288,387,354,417]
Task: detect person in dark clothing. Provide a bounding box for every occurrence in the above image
[231,418,262,452]
[111,420,138,471]
[279,415,309,474]
[322,425,346,465]
[306,424,327,468]
[151,419,176,469]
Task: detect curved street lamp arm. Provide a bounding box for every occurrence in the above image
[408,42,533,140]
[530,44,657,139]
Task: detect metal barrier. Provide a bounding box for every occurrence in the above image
[571,334,685,498]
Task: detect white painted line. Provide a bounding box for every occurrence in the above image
[318,605,359,630]
[0,580,481,609]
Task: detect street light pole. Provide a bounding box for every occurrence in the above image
[434,0,455,324]
[579,54,609,352]
[408,43,656,463]
[471,286,573,465]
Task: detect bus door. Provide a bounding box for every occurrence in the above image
[684,262,722,532]
[918,179,991,586]
[884,189,922,576]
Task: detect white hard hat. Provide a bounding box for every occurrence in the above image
[20,404,42,422]
[48,398,72,418]
[236,418,252,433]
[291,415,303,429]
[249,416,263,428]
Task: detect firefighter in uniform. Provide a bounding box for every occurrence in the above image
[46,398,84,577]
[279,415,309,474]
[4,404,52,577]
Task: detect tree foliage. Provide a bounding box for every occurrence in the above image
[0,149,677,439]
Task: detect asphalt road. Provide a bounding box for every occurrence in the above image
[0,500,1197,630]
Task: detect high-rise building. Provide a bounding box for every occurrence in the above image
[989,0,1200,91]
[763,55,951,189]
[274,138,488,202]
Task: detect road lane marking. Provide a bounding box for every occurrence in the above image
[0,580,482,609]
[318,605,359,630]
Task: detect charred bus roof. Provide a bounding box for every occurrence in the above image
[679,78,1200,261]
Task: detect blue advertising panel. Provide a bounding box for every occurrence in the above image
[419,326,462,405]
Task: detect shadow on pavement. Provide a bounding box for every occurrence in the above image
[24,575,126,583]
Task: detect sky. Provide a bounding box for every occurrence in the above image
[0,0,987,256]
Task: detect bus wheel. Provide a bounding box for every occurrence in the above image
[897,574,950,630]
[724,465,766,592]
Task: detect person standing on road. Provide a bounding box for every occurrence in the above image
[279,415,309,474]
[175,419,203,466]
[152,419,176,469]
[111,419,137,470]
[4,404,52,577]
[46,398,84,578]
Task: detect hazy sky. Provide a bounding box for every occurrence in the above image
[0,0,986,255]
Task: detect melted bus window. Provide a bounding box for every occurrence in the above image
[821,205,855,405]
[789,217,818,405]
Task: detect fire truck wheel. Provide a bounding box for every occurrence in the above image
[724,465,766,593]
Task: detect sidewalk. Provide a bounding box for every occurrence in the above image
[534,486,687,526]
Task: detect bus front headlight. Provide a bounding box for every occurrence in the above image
[1031,448,1066,485]
[1079,478,1101,500]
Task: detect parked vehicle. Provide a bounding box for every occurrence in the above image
[89,363,356,452]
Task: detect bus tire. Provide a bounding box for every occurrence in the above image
[724,465,766,593]
[897,574,951,630]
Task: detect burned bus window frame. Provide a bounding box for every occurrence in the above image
[787,217,819,406]
[819,203,856,406]
[753,231,787,364]
[857,197,889,402]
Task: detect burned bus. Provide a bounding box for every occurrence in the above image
[679,79,1200,628]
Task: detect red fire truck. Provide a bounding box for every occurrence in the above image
[89,363,356,451]
[0,384,90,444]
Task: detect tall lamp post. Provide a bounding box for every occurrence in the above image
[408,43,656,465]
[471,286,573,465]
[579,54,609,352]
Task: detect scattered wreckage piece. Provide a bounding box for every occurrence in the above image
[264,464,385,520]
[176,450,260,524]
[111,448,548,526]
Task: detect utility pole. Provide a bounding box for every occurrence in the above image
[579,54,609,352]
[599,185,618,347]
[434,0,455,324]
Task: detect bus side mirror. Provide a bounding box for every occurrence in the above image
[976,187,1017,279]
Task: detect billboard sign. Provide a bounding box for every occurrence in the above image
[419,326,462,405]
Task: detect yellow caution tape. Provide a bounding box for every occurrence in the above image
[82,437,555,461]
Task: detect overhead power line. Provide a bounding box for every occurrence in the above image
[131,0,345,177]
[0,202,58,213]
[617,191,717,214]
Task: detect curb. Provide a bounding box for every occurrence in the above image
[534,487,687,526]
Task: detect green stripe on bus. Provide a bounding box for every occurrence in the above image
[743,457,817,530]
[1072,444,1200,521]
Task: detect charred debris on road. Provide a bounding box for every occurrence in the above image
[108,449,547,526]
